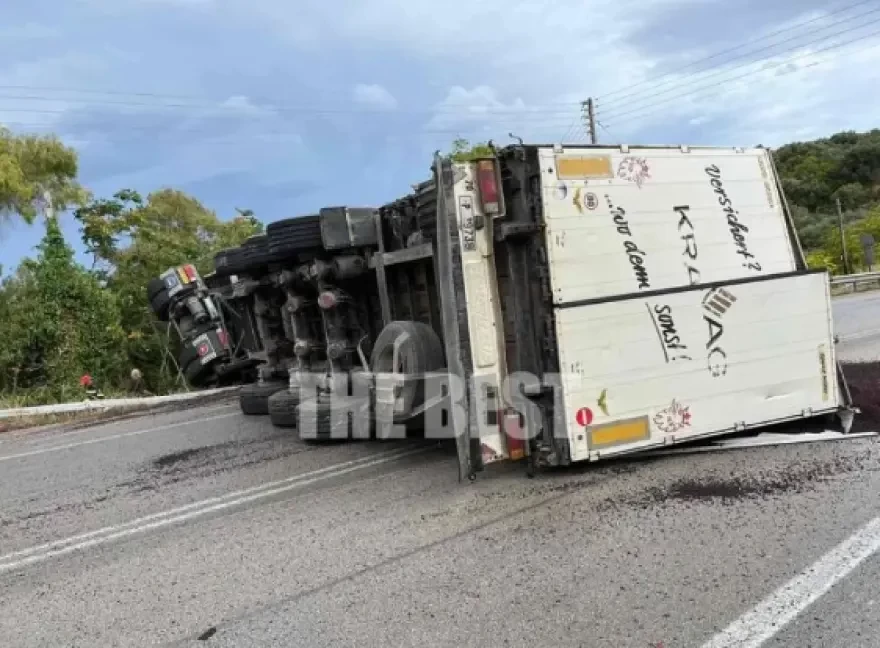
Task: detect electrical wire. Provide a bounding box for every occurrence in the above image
[0,95,583,118]
[601,24,880,129]
[598,7,880,117]
[0,117,590,140]
[597,0,879,104]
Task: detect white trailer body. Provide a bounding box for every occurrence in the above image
[537,146,799,302]
[554,271,839,461]
[429,144,849,478]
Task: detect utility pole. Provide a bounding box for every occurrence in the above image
[582,98,597,144]
[836,197,851,275]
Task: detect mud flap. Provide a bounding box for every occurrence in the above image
[433,153,481,481]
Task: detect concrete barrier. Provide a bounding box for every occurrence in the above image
[0,386,239,420]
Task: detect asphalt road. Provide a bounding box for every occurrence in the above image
[832,290,880,362]
[0,293,878,648]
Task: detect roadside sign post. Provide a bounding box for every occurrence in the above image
[860,233,875,271]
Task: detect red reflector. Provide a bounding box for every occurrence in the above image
[217,329,229,347]
[197,342,210,357]
[477,160,500,216]
[503,410,526,461]
[318,291,337,309]
[183,264,198,282]
[576,407,593,427]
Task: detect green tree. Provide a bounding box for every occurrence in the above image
[0,217,126,403]
[0,127,87,224]
[805,249,839,274]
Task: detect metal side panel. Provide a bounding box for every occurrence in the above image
[433,155,479,481]
[537,146,798,304]
[452,166,510,467]
[553,271,841,463]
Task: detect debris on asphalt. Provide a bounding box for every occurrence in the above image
[841,361,880,432]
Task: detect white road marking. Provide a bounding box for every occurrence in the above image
[0,412,240,463]
[0,446,428,574]
[702,515,880,648]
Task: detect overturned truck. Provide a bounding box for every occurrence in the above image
[226,144,856,480]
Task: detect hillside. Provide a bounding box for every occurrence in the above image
[773,129,880,272]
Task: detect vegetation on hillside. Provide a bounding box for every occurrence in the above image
[774,129,880,273]
[0,130,877,406]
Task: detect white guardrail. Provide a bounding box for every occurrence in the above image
[829,271,880,290]
[0,386,239,420]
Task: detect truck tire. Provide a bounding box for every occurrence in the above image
[183,354,215,386]
[239,381,286,416]
[295,396,370,440]
[147,277,167,300]
[150,289,172,321]
[237,235,272,269]
[369,321,445,422]
[268,388,302,428]
[266,215,323,257]
[214,247,247,277]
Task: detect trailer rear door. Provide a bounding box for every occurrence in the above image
[553,271,840,462]
[538,146,799,302]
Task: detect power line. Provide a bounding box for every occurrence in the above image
[0,83,589,110]
[0,116,590,139]
[558,112,582,143]
[600,21,880,125]
[601,26,880,129]
[598,5,880,115]
[0,94,584,117]
[597,120,615,140]
[597,0,878,104]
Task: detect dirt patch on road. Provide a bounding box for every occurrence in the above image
[152,448,205,469]
[842,361,880,432]
[644,453,873,506]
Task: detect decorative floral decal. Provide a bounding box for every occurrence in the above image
[617,156,651,188]
[653,399,692,434]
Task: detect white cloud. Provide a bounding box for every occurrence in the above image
[240,0,880,147]
[216,95,277,118]
[425,86,534,135]
[352,84,398,111]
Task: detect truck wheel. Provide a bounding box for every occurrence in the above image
[268,389,302,428]
[183,355,215,386]
[266,215,323,257]
[237,234,286,271]
[295,396,369,441]
[150,289,172,321]
[214,247,248,277]
[213,248,236,276]
[240,381,286,416]
[370,321,445,422]
[147,277,167,300]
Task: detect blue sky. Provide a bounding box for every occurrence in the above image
[2,0,880,273]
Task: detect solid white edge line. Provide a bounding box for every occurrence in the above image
[0,446,428,571]
[702,515,880,648]
[0,412,240,463]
